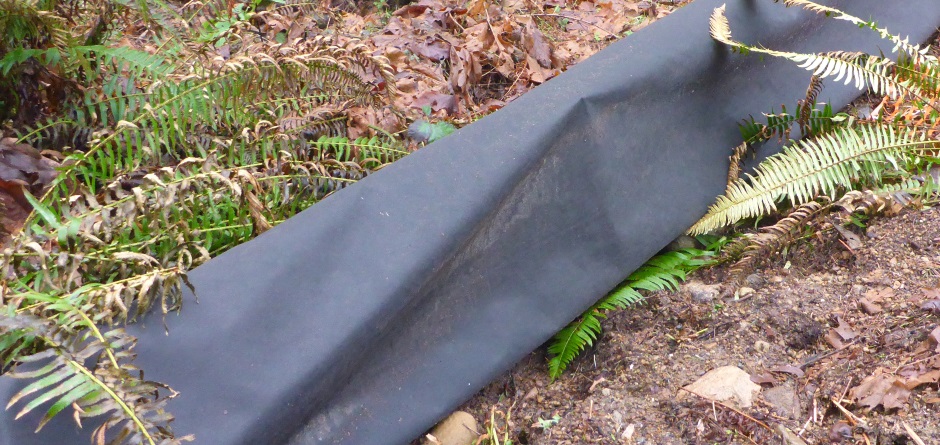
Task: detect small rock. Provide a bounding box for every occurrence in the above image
[677,366,761,408]
[745,274,766,289]
[829,421,853,441]
[686,280,721,303]
[424,411,479,445]
[735,286,755,299]
[622,423,635,440]
[665,235,698,252]
[601,388,611,396]
[763,385,802,419]
[611,410,623,427]
[754,340,771,353]
[523,387,538,400]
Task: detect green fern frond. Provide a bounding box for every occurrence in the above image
[547,249,710,379]
[689,125,936,235]
[0,310,185,444]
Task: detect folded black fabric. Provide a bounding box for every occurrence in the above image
[2,1,939,444]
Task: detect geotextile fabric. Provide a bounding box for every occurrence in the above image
[2,1,940,444]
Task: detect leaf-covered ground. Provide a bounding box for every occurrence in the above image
[324,0,688,132]
[0,0,689,242]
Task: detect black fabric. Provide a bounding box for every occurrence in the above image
[2,1,939,444]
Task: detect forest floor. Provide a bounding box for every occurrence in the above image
[458,206,940,444]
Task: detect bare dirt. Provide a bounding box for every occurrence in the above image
[458,207,940,444]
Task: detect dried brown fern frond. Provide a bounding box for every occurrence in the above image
[798,75,824,137]
[834,189,904,218]
[728,200,830,275]
[726,142,749,195]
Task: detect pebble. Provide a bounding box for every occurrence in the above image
[745,274,766,289]
[736,287,755,299]
[763,385,802,419]
[754,340,771,353]
[686,280,721,303]
[424,411,479,445]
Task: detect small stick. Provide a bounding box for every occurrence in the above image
[902,420,927,445]
[679,387,773,433]
[528,13,618,37]
[830,397,868,428]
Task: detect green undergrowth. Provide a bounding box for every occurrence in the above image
[0,0,406,442]
[547,248,714,379]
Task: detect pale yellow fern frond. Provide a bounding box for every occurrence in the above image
[779,0,937,66]
[709,5,748,51]
[688,125,935,235]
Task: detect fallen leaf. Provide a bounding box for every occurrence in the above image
[412,92,457,115]
[834,316,858,341]
[523,22,552,68]
[678,366,761,408]
[930,326,940,353]
[825,329,845,349]
[393,4,429,18]
[771,364,805,377]
[750,372,775,385]
[922,299,940,314]
[849,371,912,410]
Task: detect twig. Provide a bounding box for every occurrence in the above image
[588,377,606,392]
[902,420,927,445]
[830,397,868,428]
[680,387,774,434]
[529,13,617,37]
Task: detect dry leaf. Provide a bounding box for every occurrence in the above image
[922,299,940,314]
[834,316,858,341]
[850,371,912,410]
[412,92,457,115]
[750,372,775,385]
[930,326,940,353]
[523,22,552,68]
[771,364,805,377]
[861,287,893,314]
[825,329,845,349]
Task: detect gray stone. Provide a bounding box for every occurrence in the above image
[745,274,766,289]
[665,235,698,252]
[686,281,721,303]
[764,385,802,420]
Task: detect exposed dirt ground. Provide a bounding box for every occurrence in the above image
[458,207,940,444]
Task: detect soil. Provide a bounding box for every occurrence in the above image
[458,206,940,444]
